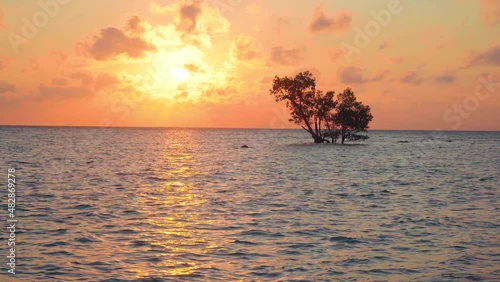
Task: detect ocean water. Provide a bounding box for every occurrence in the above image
[0,127,499,281]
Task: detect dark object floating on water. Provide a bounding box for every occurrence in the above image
[397,141,410,143]
[241,145,249,148]
[446,140,453,142]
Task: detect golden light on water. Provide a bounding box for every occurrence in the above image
[132,137,218,279]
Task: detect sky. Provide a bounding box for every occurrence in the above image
[0,0,498,130]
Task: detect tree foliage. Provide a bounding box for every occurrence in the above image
[270,71,373,144]
[332,88,373,144]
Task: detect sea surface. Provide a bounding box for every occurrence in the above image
[0,127,499,281]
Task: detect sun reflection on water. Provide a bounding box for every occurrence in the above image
[133,133,216,278]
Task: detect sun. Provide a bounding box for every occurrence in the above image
[171,67,190,82]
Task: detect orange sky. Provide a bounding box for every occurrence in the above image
[0,0,499,130]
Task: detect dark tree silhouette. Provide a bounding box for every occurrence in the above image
[270,71,373,144]
[332,88,373,144]
[270,71,333,143]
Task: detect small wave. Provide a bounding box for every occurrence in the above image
[287,243,316,249]
[479,177,494,182]
[43,241,69,247]
[34,263,64,272]
[48,228,68,234]
[30,213,50,218]
[329,236,363,244]
[75,237,95,243]
[130,240,149,247]
[238,229,285,237]
[72,204,93,209]
[122,209,141,215]
[336,258,371,266]
[284,266,308,272]
[278,249,301,255]
[30,193,55,198]
[43,250,74,256]
[234,239,257,245]
[147,176,167,181]
[112,229,137,234]
[87,261,113,266]
[249,271,282,278]
[358,268,391,275]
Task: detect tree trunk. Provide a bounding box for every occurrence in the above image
[312,134,330,143]
[313,135,324,143]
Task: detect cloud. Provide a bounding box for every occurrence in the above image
[81,27,156,60]
[479,0,500,26]
[35,72,117,100]
[330,47,345,62]
[51,78,67,86]
[183,63,203,73]
[0,81,15,94]
[260,76,274,84]
[21,51,68,73]
[175,91,189,100]
[400,70,423,86]
[95,73,119,90]
[421,27,454,50]
[179,0,203,33]
[308,4,352,33]
[274,17,290,34]
[151,0,230,45]
[230,35,261,62]
[37,85,93,100]
[270,46,303,66]
[124,15,147,35]
[0,9,4,29]
[337,66,387,84]
[390,56,404,64]
[464,44,500,68]
[378,39,392,50]
[70,71,94,86]
[434,73,456,84]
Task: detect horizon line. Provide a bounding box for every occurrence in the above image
[0,124,499,132]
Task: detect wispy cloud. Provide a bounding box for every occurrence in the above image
[308,4,352,33]
[330,47,345,62]
[270,46,304,66]
[378,39,392,50]
[463,44,500,68]
[230,35,261,62]
[36,85,92,100]
[80,26,156,60]
[434,73,456,84]
[400,70,423,86]
[479,0,500,26]
[0,9,5,29]
[337,66,388,84]
[0,81,16,94]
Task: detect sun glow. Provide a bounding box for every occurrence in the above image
[171,67,190,82]
[134,45,234,101]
